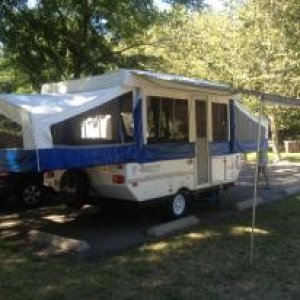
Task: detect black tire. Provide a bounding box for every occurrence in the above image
[18,181,43,209]
[169,190,191,219]
[60,171,88,209]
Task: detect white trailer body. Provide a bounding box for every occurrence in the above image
[47,154,240,203]
[40,70,268,210]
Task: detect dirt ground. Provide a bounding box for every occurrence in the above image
[1,161,299,259]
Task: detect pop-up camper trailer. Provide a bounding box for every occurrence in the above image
[0,70,268,215]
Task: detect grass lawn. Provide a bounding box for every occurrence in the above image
[1,197,300,300]
[246,152,300,163]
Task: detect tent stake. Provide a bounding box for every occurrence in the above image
[250,97,264,266]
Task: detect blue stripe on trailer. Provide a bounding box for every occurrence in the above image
[0,142,196,172]
[38,144,138,170]
[139,143,195,163]
[0,149,37,172]
[209,140,268,155]
[210,141,231,155]
[233,139,268,153]
[38,143,195,170]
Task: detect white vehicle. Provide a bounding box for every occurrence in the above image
[0,70,267,216]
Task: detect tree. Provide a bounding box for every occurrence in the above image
[0,47,32,93]
[0,0,204,91]
[133,2,300,159]
[123,8,237,80]
[235,0,300,159]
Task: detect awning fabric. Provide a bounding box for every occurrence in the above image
[130,70,234,93]
[236,88,300,107]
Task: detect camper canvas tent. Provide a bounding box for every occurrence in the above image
[0,69,268,173]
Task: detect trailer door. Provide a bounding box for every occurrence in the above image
[195,100,209,185]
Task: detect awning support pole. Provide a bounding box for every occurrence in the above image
[36,149,41,173]
[250,96,264,266]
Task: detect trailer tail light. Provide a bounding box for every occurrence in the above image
[0,172,9,178]
[112,174,125,184]
[186,158,193,165]
[45,171,54,178]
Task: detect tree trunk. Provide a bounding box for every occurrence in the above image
[269,112,281,161]
[71,0,91,79]
[72,58,82,79]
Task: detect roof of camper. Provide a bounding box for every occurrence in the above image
[41,69,235,94]
[0,70,235,127]
[2,70,300,119]
[130,70,233,92]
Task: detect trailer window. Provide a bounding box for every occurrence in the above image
[51,92,133,145]
[212,103,228,141]
[0,114,23,149]
[147,97,189,143]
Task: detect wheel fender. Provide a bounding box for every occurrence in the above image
[60,170,89,190]
[59,170,89,209]
[176,187,192,200]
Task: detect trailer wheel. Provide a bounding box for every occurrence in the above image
[18,181,43,209]
[60,171,87,209]
[170,190,191,218]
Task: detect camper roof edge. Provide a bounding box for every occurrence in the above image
[41,69,128,94]
[41,69,236,96]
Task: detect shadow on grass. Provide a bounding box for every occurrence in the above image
[0,197,299,300]
[284,156,300,162]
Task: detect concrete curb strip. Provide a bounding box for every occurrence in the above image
[236,197,262,211]
[80,205,101,215]
[28,230,90,254]
[283,186,300,196]
[147,215,199,237]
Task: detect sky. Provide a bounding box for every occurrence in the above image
[27,0,36,8]
[204,0,225,10]
[28,0,225,11]
[153,0,225,10]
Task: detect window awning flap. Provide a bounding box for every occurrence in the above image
[231,100,268,153]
